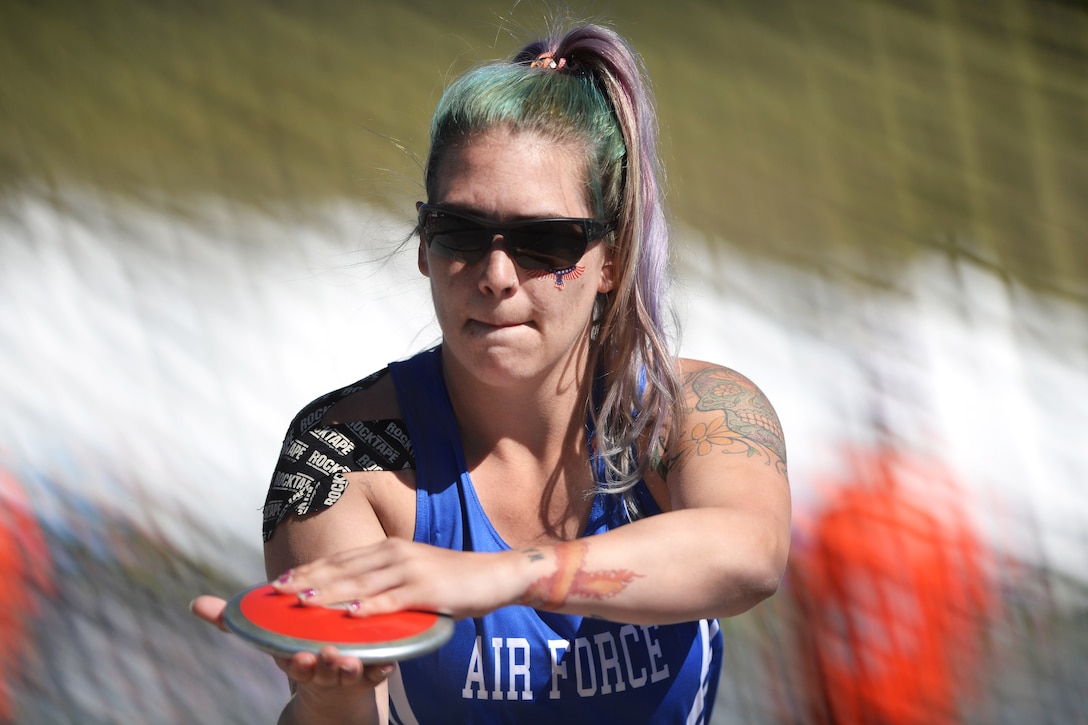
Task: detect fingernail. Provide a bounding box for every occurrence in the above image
[276,570,294,585]
[298,588,317,602]
[348,600,362,613]
[381,664,394,676]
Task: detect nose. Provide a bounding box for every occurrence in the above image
[478,236,519,297]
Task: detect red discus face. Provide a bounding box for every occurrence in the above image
[223,584,454,662]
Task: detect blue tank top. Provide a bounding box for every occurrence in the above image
[388,347,723,724]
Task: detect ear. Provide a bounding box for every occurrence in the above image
[416,201,431,278]
[418,237,430,277]
[596,247,615,294]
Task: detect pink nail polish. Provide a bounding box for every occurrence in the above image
[276,570,293,585]
[298,588,317,602]
[348,600,362,613]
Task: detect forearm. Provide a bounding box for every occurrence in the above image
[514,508,788,624]
[278,691,382,725]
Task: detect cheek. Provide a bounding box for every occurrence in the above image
[528,274,600,321]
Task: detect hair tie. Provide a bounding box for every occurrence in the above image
[530,52,567,71]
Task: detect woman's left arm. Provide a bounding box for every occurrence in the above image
[513,359,791,624]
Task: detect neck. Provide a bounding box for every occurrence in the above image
[440,344,595,466]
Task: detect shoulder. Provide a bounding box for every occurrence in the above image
[666,358,787,474]
[281,366,413,474]
[676,359,775,410]
[263,367,415,543]
[287,367,403,436]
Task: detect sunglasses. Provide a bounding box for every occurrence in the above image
[417,204,612,271]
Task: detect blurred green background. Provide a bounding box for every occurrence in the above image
[3,0,1085,293]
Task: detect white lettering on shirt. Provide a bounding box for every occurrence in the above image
[574,636,597,697]
[619,625,648,688]
[460,627,674,701]
[461,637,487,700]
[594,632,626,695]
[506,637,532,701]
[491,637,504,701]
[644,625,671,683]
[548,639,569,699]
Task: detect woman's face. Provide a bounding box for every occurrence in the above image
[419,126,614,391]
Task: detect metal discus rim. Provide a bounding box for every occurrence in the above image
[222,583,454,663]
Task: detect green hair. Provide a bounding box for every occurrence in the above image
[424,62,626,222]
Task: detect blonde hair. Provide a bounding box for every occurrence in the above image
[425,24,679,514]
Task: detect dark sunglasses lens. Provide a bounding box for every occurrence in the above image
[508,222,588,270]
[424,216,490,262]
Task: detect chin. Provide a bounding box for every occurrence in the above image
[442,326,590,390]
[444,340,541,386]
[469,349,538,385]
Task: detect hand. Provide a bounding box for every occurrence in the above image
[190,594,392,721]
[189,595,229,632]
[270,538,523,620]
[277,646,393,722]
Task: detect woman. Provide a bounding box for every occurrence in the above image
[193,22,790,724]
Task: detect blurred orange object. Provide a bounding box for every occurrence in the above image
[790,449,993,725]
[0,465,54,721]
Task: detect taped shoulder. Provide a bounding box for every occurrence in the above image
[261,368,416,542]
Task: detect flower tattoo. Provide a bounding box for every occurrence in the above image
[665,367,787,474]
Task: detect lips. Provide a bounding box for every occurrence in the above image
[480,320,523,328]
[466,318,533,334]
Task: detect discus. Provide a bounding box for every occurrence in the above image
[223,583,454,662]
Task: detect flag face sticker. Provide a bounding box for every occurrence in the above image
[528,265,585,289]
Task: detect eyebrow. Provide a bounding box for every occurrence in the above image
[429,203,589,223]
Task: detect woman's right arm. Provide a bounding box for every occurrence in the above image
[266,476,395,725]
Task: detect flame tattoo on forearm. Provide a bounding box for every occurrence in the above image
[519,541,642,610]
